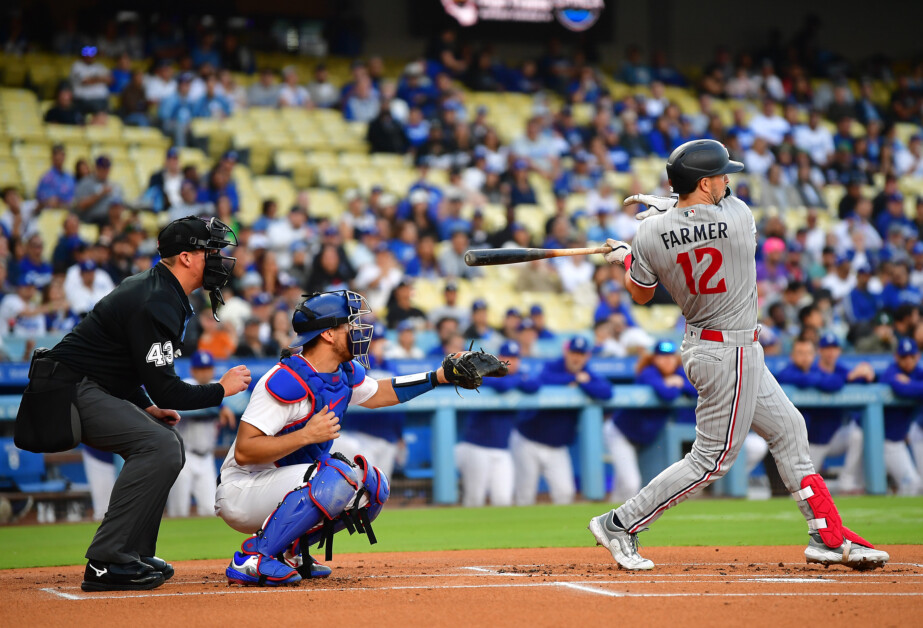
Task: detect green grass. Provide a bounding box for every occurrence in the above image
[1,496,921,570]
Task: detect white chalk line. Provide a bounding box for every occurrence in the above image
[39,581,923,601]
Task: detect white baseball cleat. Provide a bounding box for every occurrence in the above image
[588,512,654,570]
[804,534,889,571]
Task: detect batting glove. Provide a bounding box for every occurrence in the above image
[604,238,631,266]
[624,194,678,220]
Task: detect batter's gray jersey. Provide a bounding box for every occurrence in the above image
[629,196,758,331]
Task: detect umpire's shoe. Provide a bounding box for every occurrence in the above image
[81,559,166,592]
[141,556,175,581]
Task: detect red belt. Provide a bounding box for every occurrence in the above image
[699,328,759,342]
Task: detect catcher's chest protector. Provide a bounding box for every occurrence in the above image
[268,355,366,466]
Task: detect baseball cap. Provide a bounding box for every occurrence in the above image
[763,237,786,254]
[95,155,112,169]
[372,322,387,339]
[445,280,458,292]
[913,242,923,256]
[409,189,430,205]
[222,150,239,162]
[530,304,543,316]
[191,350,215,369]
[250,292,273,306]
[166,147,179,159]
[505,307,521,318]
[874,311,893,326]
[15,275,37,288]
[239,272,263,289]
[78,260,97,272]
[513,159,529,171]
[323,226,339,237]
[654,340,676,355]
[80,45,98,58]
[157,216,214,257]
[897,337,919,357]
[601,280,621,294]
[472,299,487,311]
[344,188,362,203]
[498,340,521,357]
[518,318,536,332]
[818,333,840,348]
[567,336,591,353]
[397,319,415,332]
[178,72,194,84]
[856,264,872,274]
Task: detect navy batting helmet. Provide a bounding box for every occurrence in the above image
[291,290,374,366]
[666,140,743,194]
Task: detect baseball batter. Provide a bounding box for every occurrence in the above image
[588,140,889,571]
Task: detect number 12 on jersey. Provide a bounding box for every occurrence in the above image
[676,247,727,295]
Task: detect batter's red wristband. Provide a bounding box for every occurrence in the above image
[623,252,632,269]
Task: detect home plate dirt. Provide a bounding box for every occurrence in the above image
[3,546,921,627]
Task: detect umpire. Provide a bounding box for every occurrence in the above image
[14,216,251,592]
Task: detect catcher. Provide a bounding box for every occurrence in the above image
[215,290,507,586]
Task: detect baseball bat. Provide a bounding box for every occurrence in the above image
[464,245,613,267]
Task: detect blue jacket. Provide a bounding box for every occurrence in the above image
[880,362,923,441]
[515,358,611,447]
[776,361,859,444]
[844,287,881,324]
[460,373,541,449]
[612,365,696,446]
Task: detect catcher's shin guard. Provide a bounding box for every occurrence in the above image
[793,474,875,549]
[303,455,391,560]
[254,456,360,559]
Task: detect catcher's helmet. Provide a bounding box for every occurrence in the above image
[666,140,743,194]
[291,290,374,366]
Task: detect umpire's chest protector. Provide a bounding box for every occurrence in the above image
[267,355,366,467]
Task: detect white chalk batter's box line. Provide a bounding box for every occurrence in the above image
[39,564,923,601]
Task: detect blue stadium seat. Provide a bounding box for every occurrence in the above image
[0,438,68,493]
[400,425,434,479]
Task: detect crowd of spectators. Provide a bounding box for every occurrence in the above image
[0,16,922,370]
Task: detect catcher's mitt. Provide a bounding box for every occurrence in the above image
[442,349,509,391]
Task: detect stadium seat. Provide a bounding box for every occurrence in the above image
[253,176,296,215]
[0,438,68,493]
[306,188,345,220]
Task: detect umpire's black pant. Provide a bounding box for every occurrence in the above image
[76,379,185,564]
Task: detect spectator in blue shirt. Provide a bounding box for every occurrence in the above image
[553,152,601,195]
[509,160,538,206]
[604,340,696,501]
[875,193,913,239]
[594,280,636,326]
[617,45,651,86]
[14,234,53,289]
[109,52,133,94]
[194,75,232,119]
[776,335,871,492]
[158,73,198,147]
[51,214,85,274]
[36,144,76,209]
[528,304,556,340]
[512,336,612,505]
[881,262,922,311]
[879,338,923,495]
[456,341,541,507]
[844,264,881,326]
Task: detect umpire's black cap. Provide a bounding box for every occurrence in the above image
[157,216,214,258]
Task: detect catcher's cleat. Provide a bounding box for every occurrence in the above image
[588,512,654,570]
[141,555,174,581]
[804,533,889,571]
[281,542,332,578]
[226,552,301,586]
[81,559,165,592]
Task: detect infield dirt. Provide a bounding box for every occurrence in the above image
[3,546,921,627]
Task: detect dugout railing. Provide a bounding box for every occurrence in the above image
[0,382,907,505]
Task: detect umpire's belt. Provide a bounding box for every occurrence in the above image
[685,324,759,346]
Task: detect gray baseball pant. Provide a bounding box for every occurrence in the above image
[616,328,817,532]
[76,379,185,564]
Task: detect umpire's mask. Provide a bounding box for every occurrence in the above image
[158,216,238,321]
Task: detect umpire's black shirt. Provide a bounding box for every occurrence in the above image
[47,263,224,410]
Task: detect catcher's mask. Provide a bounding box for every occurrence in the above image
[291,290,374,367]
[157,216,238,321]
